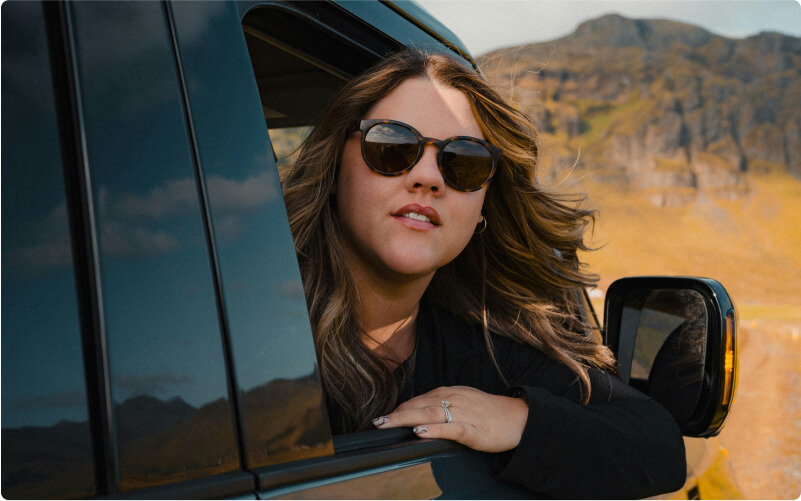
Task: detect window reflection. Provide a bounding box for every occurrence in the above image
[1,2,95,498]
[69,2,239,490]
[171,1,333,468]
[630,288,708,421]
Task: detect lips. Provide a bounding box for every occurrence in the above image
[392,204,441,226]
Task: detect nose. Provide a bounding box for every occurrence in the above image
[404,144,444,195]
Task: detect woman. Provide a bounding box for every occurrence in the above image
[282,49,685,498]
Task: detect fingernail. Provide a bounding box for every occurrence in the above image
[413,426,428,434]
[373,416,389,426]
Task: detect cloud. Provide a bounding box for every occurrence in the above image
[206,170,278,211]
[93,186,181,259]
[6,199,180,268]
[100,221,180,258]
[114,178,197,219]
[274,280,306,301]
[4,203,73,271]
[112,170,277,220]
[10,238,73,270]
[9,389,87,411]
[114,371,194,396]
[213,215,245,241]
[91,168,278,260]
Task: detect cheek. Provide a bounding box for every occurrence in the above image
[450,191,487,248]
[336,140,360,192]
[463,190,487,227]
[336,140,369,211]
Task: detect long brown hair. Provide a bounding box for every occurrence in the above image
[282,49,616,432]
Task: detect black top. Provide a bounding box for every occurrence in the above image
[334,297,687,499]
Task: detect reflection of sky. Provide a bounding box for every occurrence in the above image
[371,124,418,145]
[172,1,321,392]
[70,1,232,409]
[446,140,491,159]
[2,1,90,429]
[3,0,322,430]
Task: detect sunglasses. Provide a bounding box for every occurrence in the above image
[354,119,502,192]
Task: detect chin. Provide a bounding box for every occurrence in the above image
[380,256,441,279]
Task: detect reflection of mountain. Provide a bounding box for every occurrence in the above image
[241,373,333,467]
[1,373,332,497]
[115,394,240,492]
[115,394,195,439]
[1,420,95,499]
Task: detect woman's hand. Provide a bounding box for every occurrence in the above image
[372,386,529,453]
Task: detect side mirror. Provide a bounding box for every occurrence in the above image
[603,277,738,438]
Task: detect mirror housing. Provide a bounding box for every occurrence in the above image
[604,277,738,438]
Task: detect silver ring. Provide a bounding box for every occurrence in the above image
[441,400,452,423]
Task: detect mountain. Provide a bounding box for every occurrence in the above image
[478,15,801,313]
[479,14,801,206]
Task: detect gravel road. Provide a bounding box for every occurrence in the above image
[716,320,801,500]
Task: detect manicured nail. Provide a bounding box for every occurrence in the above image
[413,426,428,434]
[373,416,389,426]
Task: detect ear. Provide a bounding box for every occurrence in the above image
[477,212,484,224]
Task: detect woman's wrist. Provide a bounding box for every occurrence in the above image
[512,387,529,406]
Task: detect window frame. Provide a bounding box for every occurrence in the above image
[233,2,535,498]
[39,1,260,497]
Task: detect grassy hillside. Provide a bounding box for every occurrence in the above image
[562,168,801,321]
[478,14,801,322]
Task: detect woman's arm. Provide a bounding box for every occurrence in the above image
[376,338,685,498]
[376,375,685,499]
[493,381,686,499]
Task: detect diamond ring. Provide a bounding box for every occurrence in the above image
[441,400,452,423]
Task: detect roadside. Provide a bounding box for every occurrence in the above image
[589,298,801,499]
[717,319,801,500]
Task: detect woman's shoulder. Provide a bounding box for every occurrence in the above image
[419,297,557,389]
[420,296,530,354]
[420,297,626,399]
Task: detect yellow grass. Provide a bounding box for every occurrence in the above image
[735,304,801,322]
[570,170,801,315]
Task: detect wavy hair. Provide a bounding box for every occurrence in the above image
[281,49,616,432]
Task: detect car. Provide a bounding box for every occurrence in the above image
[1,1,741,498]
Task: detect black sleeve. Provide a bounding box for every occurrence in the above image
[490,341,686,499]
[417,301,686,498]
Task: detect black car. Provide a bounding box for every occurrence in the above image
[2,1,739,498]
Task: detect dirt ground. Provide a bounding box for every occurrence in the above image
[715,320,801,500]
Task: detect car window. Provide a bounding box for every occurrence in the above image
[237,4,451,455]
[169,1,334,469]
[1,2,96,498]
[270,126,313,181]
[68,2,240,491]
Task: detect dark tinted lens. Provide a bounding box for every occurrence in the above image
[441,140,494,190]
[363,123,420,174]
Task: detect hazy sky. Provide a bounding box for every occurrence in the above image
[416,0,801,56]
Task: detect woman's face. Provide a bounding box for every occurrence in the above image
[336,76,487,284]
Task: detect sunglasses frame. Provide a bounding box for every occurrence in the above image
[354,119,502,192]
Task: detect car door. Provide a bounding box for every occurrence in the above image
[3,1,274,497]
[2,1,516,499]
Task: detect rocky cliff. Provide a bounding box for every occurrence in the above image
[478,14,801,206]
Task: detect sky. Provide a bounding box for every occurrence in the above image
[415,0,801,56]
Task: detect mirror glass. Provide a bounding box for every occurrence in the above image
[625,288,708,421]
